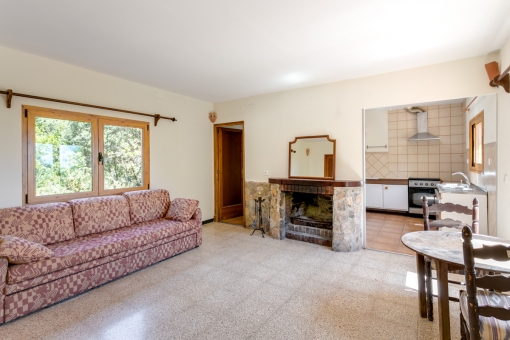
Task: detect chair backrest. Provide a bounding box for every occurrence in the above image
[462,226,510,339]
[422,196,479,233]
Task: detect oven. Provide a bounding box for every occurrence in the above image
[408,178,441,216]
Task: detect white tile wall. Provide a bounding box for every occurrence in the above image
[366,104,464,181]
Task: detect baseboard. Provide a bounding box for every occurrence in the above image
[202,219,214,225]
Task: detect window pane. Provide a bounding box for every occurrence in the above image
[35,117,93,196]
[103,125,143,190]
[474,122,483,164]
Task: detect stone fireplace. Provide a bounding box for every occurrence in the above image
[245,178,363,252]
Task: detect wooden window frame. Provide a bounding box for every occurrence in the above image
[23,105,150,204]
[469,110,484,173]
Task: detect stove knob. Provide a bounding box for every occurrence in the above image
[425,183,428,186]
[431,183,435,187]
[414,182,418,185]
[420,183,423,186]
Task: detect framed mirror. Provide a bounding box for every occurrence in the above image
[289,135,336,179]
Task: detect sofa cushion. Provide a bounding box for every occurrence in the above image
[0,235,54,264]
[69,196,131,237]
[7,217,198,284]
[6,226,201,295]
[166,198,199,222]
[123,189,170,224]
[0,202,75,245]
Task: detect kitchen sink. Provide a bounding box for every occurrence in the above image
[438,183,474,192]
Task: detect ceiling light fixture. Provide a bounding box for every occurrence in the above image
[282,73,306,84]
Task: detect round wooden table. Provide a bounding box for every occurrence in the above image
[401,231,510,340]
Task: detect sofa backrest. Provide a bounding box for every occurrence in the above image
[0,202,75,245]
[69,196,131,237]
[123,189,170,224]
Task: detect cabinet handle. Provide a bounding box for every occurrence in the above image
[385,186,388,189]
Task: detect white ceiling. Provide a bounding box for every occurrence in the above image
[1,1,509,102]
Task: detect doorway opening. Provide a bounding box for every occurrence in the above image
[363,96,497,255]
[214,121,245,226]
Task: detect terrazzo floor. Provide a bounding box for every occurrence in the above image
[0,222,460,339]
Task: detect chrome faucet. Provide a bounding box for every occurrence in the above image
[452,172,470,187]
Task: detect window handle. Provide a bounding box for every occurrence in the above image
[98,152,104,165]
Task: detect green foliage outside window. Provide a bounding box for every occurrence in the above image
[35,117,92,195]
[35,118,144,196]
[103,125,143,190]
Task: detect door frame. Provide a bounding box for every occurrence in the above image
[213,121,245,224]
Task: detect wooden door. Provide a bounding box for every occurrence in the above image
[218,128,243,220]
[324,154,334,177]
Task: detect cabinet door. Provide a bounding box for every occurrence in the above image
[366,184,383,208]
[365,110,388,152]
[383,185,408,211]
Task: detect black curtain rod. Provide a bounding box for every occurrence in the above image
[0,89,177,126]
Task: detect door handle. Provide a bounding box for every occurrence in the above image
[98,152,104,165]
[384,186,388,189]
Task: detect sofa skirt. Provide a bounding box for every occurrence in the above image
[2,228,200,323]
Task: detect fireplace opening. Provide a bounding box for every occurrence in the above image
[285,192,333,247]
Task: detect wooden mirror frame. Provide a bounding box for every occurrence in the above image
[288,135,336,180]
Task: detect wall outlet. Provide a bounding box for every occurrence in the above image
[264,170,269,176]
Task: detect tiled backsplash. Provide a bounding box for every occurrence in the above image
[366,104,465,182]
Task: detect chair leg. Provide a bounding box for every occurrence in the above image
[425,260,434,321]
[460,312,468,340]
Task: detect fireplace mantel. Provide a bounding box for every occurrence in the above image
[268,178,362,195]
[268,178,362,187]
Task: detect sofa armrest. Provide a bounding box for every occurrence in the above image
[0,257,7,324]
[191,208,202,224]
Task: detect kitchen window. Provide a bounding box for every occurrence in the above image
[469,110,484,173]
[23,106,150,204]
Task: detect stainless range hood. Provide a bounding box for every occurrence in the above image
[406,107,440,141]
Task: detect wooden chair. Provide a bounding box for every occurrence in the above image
[460,226,510,340]
[422,196,479,321]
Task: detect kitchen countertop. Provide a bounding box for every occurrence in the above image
[365,178,408,185]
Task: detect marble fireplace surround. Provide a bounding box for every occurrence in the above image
[266,178,363,252]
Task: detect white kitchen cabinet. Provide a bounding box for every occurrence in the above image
[366,184,383,208]
[365,109,388,152]
[383,185,409,211]
[366,183,408,211]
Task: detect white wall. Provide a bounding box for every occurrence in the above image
[498,37,510,239]
[214,55,497,184]
[0,46,214,219]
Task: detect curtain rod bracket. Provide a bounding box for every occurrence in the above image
[6,89,12,108]
[154,114,161,126]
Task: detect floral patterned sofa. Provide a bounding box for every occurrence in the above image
[0,189,202,324]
